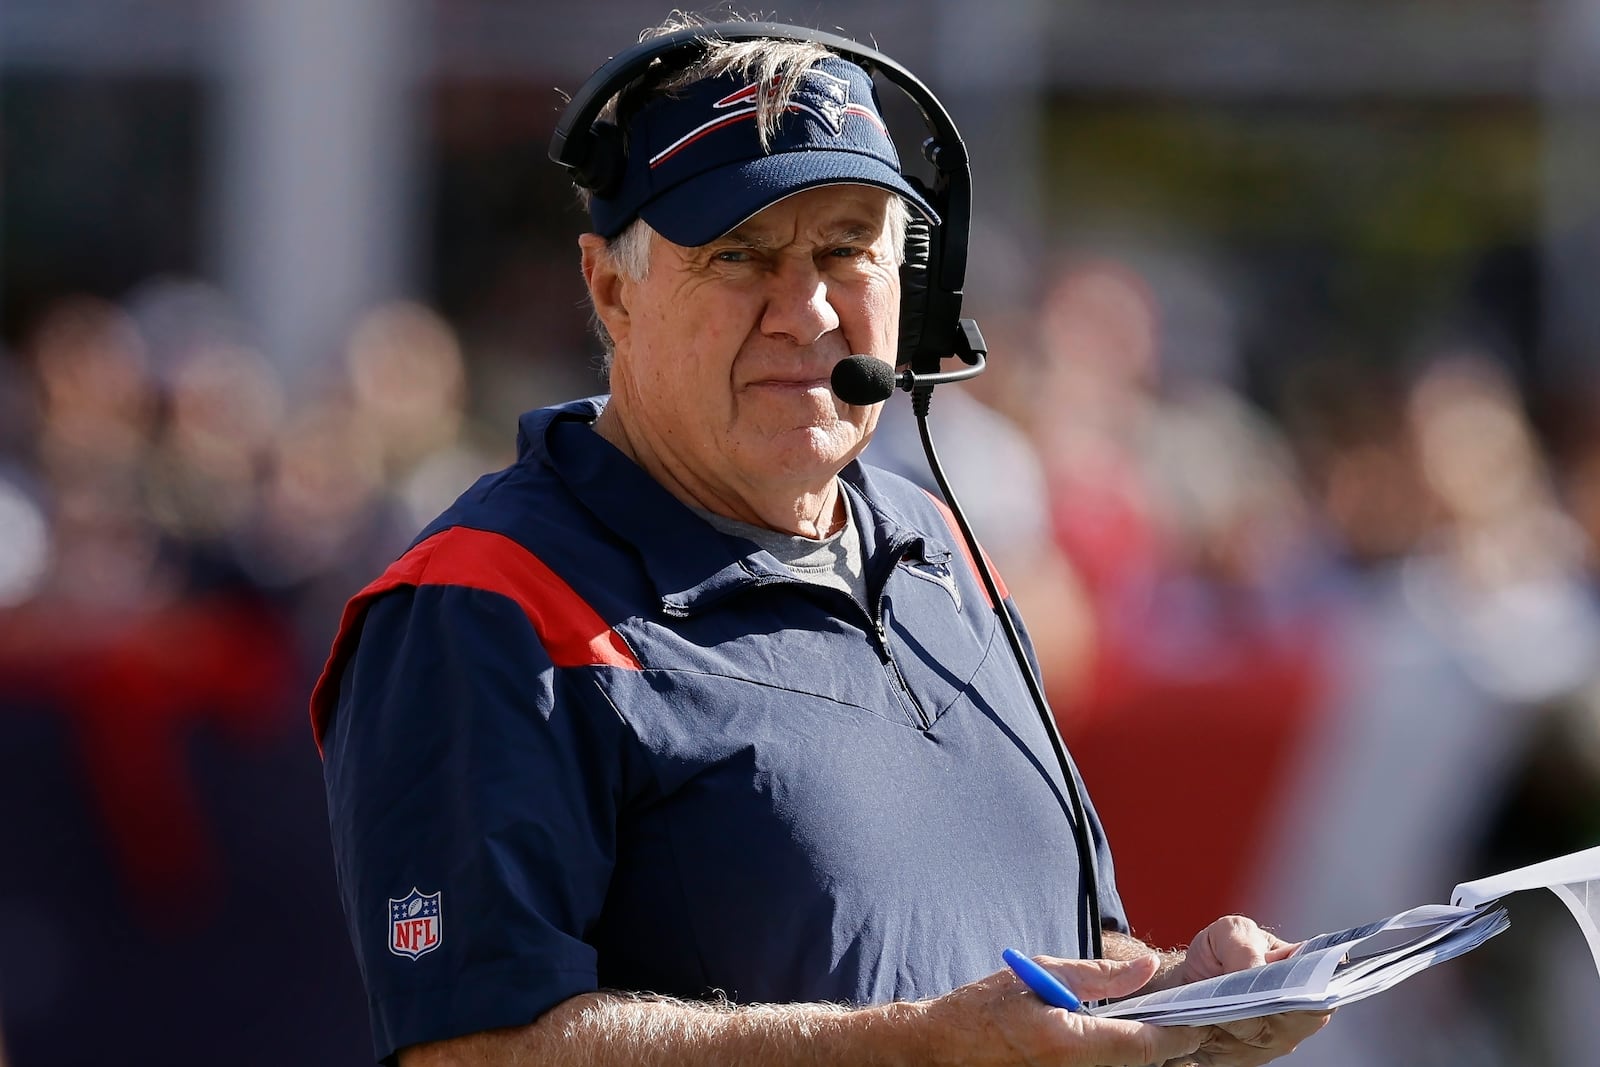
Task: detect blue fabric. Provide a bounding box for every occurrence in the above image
[322,397,1126,1063]
[588,57,937,245]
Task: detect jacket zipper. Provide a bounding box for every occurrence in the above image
[871,594,931,731]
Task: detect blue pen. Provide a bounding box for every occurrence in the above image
[1003,947,1084,1012]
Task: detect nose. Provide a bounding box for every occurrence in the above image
[759,259,840,346]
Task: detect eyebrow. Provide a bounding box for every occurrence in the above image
[720,230,778,251]
[831,223,876,244]
[720,221,880,249]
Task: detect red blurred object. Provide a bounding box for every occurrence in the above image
[1061,629,1328,950]
[0,594,297,929]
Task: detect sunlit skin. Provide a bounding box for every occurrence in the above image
[580,185,900,538]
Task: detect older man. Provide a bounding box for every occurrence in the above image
[313,17,1327,1067]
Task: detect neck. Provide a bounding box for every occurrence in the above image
[592,404,846,539]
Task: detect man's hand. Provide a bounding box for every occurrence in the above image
[1189,1010,1330,1067]
[921,953,1210,1066]
[1164,916,1331,1067]
[1171,916,1295,987]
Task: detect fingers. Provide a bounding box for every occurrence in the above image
[1153,1024,1212,1066]
[1064,1015,1208,1067]
[1194,916,1292,972]
[931,959,1209,1067]
[1220,916,1270,968]
[1134,1021,1211,1067]
[1262,940,1300,964]
[1241,1009,1331,1047]
[1034,953,1160,1001]
[1029,958,1209,1065]
[1205,1010,1334,1065]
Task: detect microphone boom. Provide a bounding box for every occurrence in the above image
[829,352,989,407]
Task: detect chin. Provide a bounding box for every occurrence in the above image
[759,423,862,481]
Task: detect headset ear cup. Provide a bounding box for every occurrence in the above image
[898,213,932,366]
[578,121,627,197]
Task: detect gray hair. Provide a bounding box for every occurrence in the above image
[577,14,836,217]
[579,14,912,368]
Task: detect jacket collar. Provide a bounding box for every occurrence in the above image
[518,397,953,616]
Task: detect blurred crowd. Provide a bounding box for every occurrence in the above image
[0,282,502,1064]
[2,243,1599,1063]
[877,249,1600,1067]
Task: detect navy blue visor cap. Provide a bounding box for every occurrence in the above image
[588,56,939,247]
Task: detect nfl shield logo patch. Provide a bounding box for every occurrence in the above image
[388,888,442,959]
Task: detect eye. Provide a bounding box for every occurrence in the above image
[713,249,752,263]
[827,245,865,259]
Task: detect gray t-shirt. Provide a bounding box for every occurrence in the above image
[694,490,867,608]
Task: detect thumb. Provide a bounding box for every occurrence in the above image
[1265,938,1301,964]
[1036,952,1160,1002]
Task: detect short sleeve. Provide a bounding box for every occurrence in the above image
[321,583,629,1063]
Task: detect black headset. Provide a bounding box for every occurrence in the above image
[548,21,984,380]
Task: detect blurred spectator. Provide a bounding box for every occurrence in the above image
[1028,256,1335,951]
[0,285,442,1065]
[1252,349,1600,1067]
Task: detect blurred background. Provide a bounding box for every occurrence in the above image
[2,1,1599,1063]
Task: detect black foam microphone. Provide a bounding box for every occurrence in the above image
[830,352,989,407]
[831,356,898,406]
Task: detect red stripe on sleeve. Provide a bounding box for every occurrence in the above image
[920,490,1010,610]
[309,526,639,751]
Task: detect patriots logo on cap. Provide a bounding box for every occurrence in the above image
[649,68,887,168]
[388,887,442,959]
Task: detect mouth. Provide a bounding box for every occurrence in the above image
[749,376,832,390]
[738,351,856,398]
[740,365,844,397]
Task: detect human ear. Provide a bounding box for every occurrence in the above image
[580,233,630,348]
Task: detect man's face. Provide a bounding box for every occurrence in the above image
[588,184,901,510]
